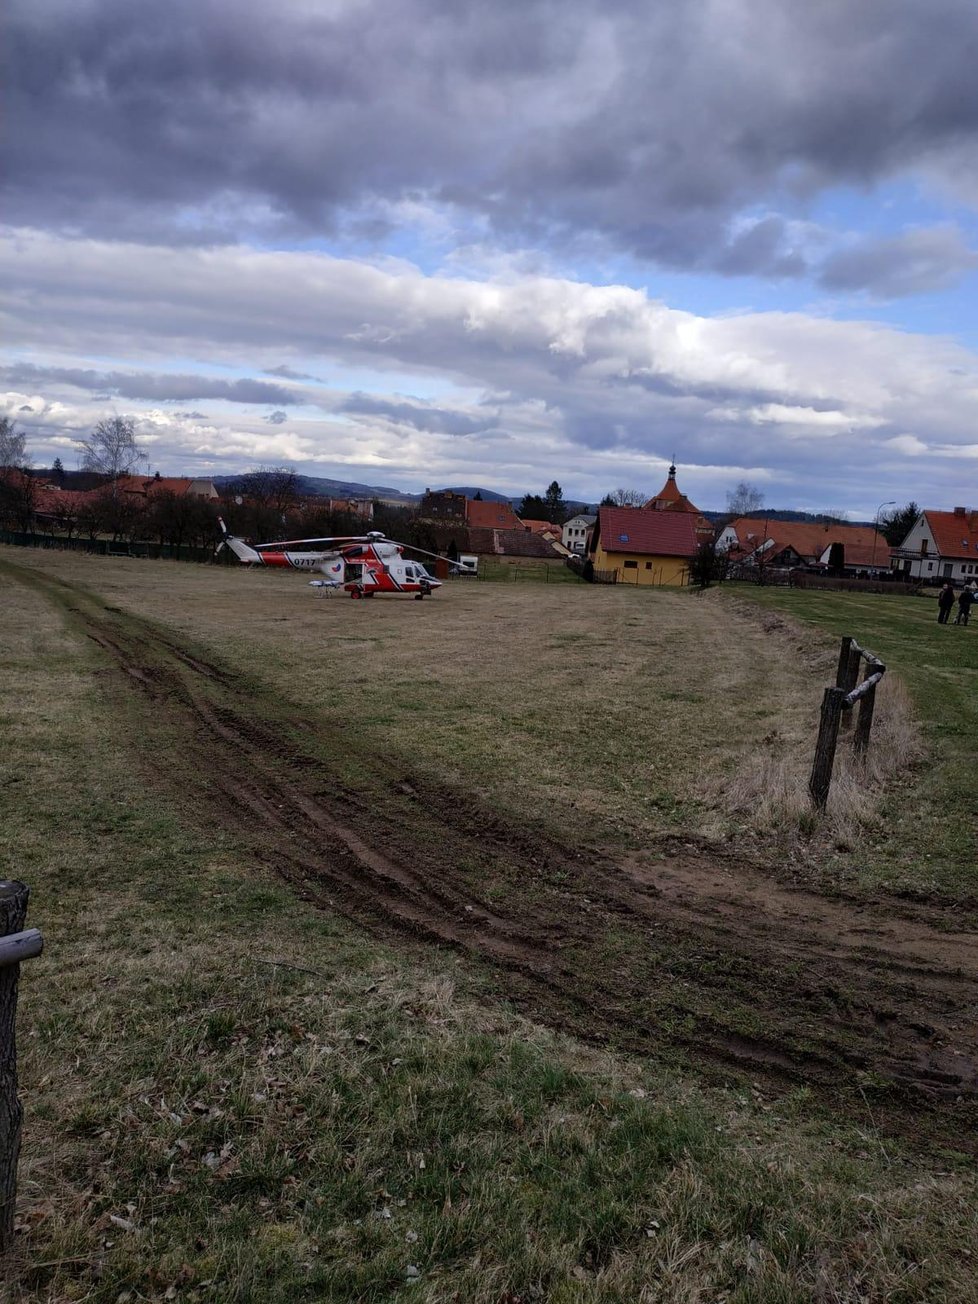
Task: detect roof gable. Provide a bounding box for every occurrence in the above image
[465,499,522,529]
[922,510,978,559]
[597,507,698,557]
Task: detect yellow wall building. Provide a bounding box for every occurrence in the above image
[588,466,709,586]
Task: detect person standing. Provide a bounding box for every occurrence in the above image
[956,586,974,626]
[938,582,955,624]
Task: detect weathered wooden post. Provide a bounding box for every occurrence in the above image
[0,882,42,1254]
[854,662,884,759]
[809,686,847,810]
[836,637,861,731]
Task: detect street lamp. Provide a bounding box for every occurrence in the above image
[871,500,896,573]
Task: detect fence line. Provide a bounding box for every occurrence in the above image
[0,882,42,1255]
[809,637,886,810]
[1,529,226,565]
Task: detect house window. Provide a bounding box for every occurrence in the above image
[645,562,653,570]
[927,562,933,571]
[623,560,638,569]
[920,539,928,555]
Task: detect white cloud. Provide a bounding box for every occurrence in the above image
[4,227,978,510]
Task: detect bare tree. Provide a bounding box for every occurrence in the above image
[48,494,78,539]
[726,481,765,516]
[601,488,648,507]
[231,465,299,514]
[0,418,28,470]
[79,416,145,480]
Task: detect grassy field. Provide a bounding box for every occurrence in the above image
[2,547,978,1300]
[728,583,978,898]
[0,548,896,852]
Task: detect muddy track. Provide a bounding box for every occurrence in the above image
[11,560,978,1149]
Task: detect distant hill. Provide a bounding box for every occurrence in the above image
[703,508,872,527]
[214,473,417,504]
[214,475,521,506]
[440,485,512,503]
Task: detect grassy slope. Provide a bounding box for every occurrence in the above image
[1,558,978,1299]
[0,549,838,853]
[728,585,978,898]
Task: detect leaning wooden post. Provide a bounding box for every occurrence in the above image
[854,663,884,759]
[837,638,861,732]
[0,882,41,1255]
[835,636,854,689]
[810,687,847,811]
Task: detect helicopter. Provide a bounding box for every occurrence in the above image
[216,518,474,598]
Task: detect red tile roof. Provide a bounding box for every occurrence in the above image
[464,526,563,556]
[115,475,198,496]
[922,510,978,560]
[726,517,884,565]
[465,499,523,530]
[644,465,702,515]
[596,507,699,557]
[520,518,560,535]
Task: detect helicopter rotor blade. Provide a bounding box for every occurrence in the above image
[251,535,373,551]
[396,541,476,570]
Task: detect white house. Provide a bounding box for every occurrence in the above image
[562,513,596,555]
[891,507,978,583]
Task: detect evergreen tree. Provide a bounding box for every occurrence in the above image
[544,480,566,523]
[518,493,547,519]
[880,501,920,547]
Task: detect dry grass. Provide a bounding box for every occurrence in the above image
[716,641,922,840]
[0,547,906,859]
[3,568,978,1301]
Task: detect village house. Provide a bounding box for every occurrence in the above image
[717,517,888,573]
[325,498,373,520]
[890,506,978,584]
[419,488,467,520]
[588,507,699,585]
[562,513,596,554]
[463,498,524,531]
[587,466,710,585]
[116,474,219,499]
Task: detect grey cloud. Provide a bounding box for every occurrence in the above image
[6,0,978,275]
[18,404,33,411]
[339,393,499,436]
[265,365,322,382]
[713,217,809,279]
[175,410,207,419]
[0,363,295,406]
[265,410,288,424]
[819,225,978,297]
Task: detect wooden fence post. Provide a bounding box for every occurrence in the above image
[835,636,854,689]
[810,687,847,811]
[0,882,35,1255]
[854,666,880,759]
[836,638,861,731]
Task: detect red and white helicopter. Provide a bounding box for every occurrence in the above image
[216,518,473,598]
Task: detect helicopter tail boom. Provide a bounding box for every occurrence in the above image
[216,517,263,564]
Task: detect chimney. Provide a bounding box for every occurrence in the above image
[954,506,966,516]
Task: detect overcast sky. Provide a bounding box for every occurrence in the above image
[4,0,978,514]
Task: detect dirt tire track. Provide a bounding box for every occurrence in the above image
[8,558,978,1150]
